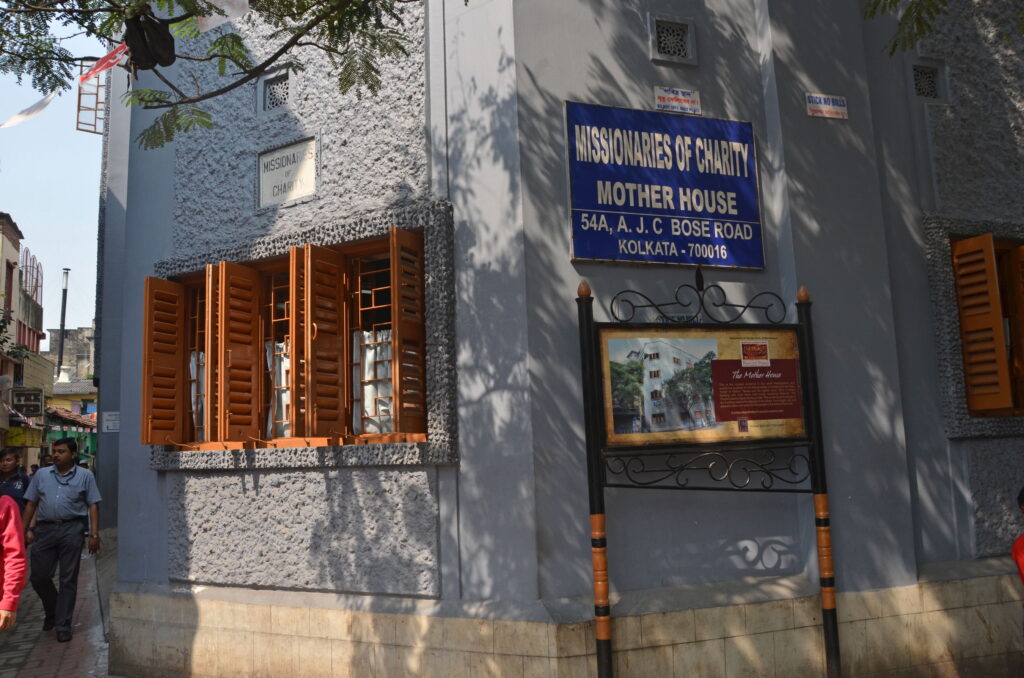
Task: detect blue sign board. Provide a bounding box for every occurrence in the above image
[565,101,763,269]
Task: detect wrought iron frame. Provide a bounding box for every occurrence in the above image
[595,280,812,493]
[576,272,841,678]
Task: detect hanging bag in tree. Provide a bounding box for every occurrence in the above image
[123,5,176,71]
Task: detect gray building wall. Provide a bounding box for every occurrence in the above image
[106,4,463,595]
[865,3,1024,564]
[100,0,1024,618]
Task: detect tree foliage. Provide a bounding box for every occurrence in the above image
[0,0,425,147]
[610,360,643,412]
[865,0,1024,55]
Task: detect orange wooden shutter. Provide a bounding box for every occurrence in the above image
[204,264,221,441]
[141,277,186,445]
[1008,245,1024,406]
[952,234,1014,412]
[217,262,262,442]
[390,228,426,434]
[305,244,346,438]
[288,246,306,438]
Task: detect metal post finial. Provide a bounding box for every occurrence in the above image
[578,280,592,298]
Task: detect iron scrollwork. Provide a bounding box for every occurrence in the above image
[610,283,786,325]
[605,449,811,491]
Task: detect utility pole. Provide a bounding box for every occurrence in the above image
[56,268,69,375]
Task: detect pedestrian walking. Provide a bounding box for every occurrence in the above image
[0,494,26,631]
[21,438,101,642]
[0,450,31,511]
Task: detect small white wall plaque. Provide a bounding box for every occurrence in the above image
[654,86,702,115]
[258,138,317,208]
[101,411,120,433]
[805,93,848,119]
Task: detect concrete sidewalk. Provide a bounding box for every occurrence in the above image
[0,552,114,677]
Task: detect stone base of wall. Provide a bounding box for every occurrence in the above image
[109,571,1024,678]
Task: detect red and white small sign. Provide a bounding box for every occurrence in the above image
[805,92,848,119]
[79,42,128,84]
[654,85,702,116]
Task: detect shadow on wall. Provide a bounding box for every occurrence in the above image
[510,0,811,602]
[924,5,1024,560]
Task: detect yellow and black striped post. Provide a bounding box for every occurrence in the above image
[577,281,614,678]
[797,286,842,678]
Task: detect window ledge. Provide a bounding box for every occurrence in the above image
[925,215,1024,439]
[150,442,456,472]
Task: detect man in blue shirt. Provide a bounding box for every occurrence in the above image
[0,450,29,511]
[21,438,101,642]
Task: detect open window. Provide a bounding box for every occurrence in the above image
[140,228,427,447]
[951,233,1024,415]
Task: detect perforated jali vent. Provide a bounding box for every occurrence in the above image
[263,73,289,111]
[655,20,689,59]
[913,65,939,99]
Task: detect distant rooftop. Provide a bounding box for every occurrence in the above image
[53,379,97,395]
[45,406,97,429]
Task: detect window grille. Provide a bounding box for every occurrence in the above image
[913,65,939,99]
[648,15,697,66]
[261,72,289,112]
[655,20,689,60]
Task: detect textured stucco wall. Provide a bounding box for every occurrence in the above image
[120,5,450,596]
[923,3,1024,224]
[167,467,440,596]
[171,6,429,257]
[916,3,1024,558]
[964,439,1024,556]
[923,215,1024,557]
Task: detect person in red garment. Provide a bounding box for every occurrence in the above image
[1014,487,1024,585]
[0,493,26,630]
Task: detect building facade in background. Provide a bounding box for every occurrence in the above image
[98,3,1024,676]
[41,322,94,380]
[0,212,51,467]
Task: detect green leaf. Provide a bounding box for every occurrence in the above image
[121,89,172,106]
[134,105,214,150]
[207,32,253,74]
[170,16,200,39]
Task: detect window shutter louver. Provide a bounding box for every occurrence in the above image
[304,245,346,440]
[952,234,1014,412]
[390,228,427,434]
[204,264,222,442]
[1009,245,1024,406]
[217,262,262,442]
[141,277,186,445]
[288,246,306,439]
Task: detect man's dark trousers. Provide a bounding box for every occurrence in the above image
[29,521,85,632]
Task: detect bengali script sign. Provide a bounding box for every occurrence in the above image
[566,101,763,269]
[600,326,805,447]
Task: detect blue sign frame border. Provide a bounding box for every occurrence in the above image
[563,100,767,271]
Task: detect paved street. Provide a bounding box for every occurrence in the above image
[0,553,112,678]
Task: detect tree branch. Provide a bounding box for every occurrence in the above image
[143,0,349,109]
[150,66,187,99]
